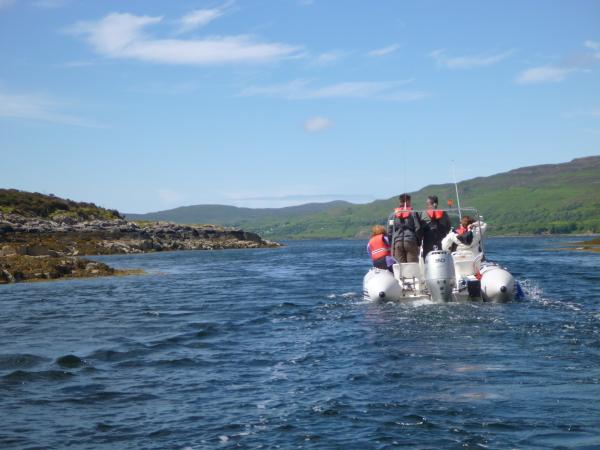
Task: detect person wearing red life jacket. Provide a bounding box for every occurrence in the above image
[386,193,423,263]
[422,195,452,259]
[366,225,395,271]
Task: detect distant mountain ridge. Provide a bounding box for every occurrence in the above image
[127,200,352,224]
[127,156,600,239]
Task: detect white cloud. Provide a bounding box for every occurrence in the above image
[584,40,600,59]
[0,85,103,127]
[62,60,95,68]
[312,51,346,65]
[430,49,513,69]
[368,44,400,57]
[241,79,428,101]
[68,12,301,65]
[563,108,600,118]
[129,81,201,95]
[584,40,600,51]
[157,189,186,207]
[177,3,229,33]
[0,0,15,10]
[304,116,332,133]
[516,66,574,85]
[516,41,600,86]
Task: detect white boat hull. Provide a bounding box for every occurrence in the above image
[362,251,518,303]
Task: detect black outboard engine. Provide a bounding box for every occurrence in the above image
[424,250,456,302]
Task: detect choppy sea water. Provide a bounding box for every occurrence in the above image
[1,237,599,449]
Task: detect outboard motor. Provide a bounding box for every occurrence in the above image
[425,250,456,302]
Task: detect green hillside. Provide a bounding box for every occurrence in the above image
[127,156,600,239]
[127,200,352,224]
[0,189,122,221]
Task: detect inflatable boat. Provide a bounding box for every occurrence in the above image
[363,207,520,303]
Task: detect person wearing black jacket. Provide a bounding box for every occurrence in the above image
[387,193,423,263]
[421,195,452,259]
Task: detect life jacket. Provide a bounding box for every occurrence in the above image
[368,234,391,261]
[427,209,444,220]
[457,229,474,246]
[456,225,468,235]
[394,206,413,220]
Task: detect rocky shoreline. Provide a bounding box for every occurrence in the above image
[0,213,280,284]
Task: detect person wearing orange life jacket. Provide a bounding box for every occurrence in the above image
[442,215,487,257]
[386,193,423,263]
[422,195,452,259]
[367,225,396,271]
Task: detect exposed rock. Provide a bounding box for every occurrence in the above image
[0,212,280,258]
[0,255,142,284]
[0,212,280,283]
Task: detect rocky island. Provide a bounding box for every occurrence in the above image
[0,189,279,284]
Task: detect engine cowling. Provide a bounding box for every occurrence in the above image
[425,250,456,302]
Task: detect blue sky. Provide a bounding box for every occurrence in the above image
[1,0,599,213]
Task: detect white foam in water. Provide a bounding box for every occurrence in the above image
[219,435,229,443]
[409,298,435,307]
[326,294,336,299]
[341,292,357,299]
[519,279,544,301]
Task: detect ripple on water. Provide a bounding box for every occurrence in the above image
[2,369,74,384]
[1,238,599,449]
[56,354,85,368]
[0,354,50,370]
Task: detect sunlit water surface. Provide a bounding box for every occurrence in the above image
[1,237,599,449]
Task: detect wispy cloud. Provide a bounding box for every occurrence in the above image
[157,188,186,207]
[563,108,600,118]
[304,116,332,133]
[312,51,346,66]
[226,191,374,208]
[33,0,67,8]
[516,41,600,85]
[241,79,428,101]
[129,81,201,95]
[67,12,301,65]
[0,85,103,127]
[0,0,15,11]
[62,60,95,68]
[430,49,514,69]
[584,40,600,58]
[516,66,574,85]
[177,2,231,34]
[368,43,400,57]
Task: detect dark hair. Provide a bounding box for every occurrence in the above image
[461,216,475,227]
[427,195,438,207]
[398,193,411,203]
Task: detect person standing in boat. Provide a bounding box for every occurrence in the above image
[387,193,423,263]
[442,215,487,257]
[367,225,396,271]
[421,195,452,259]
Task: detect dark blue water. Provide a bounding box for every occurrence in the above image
[1,237,599,449]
